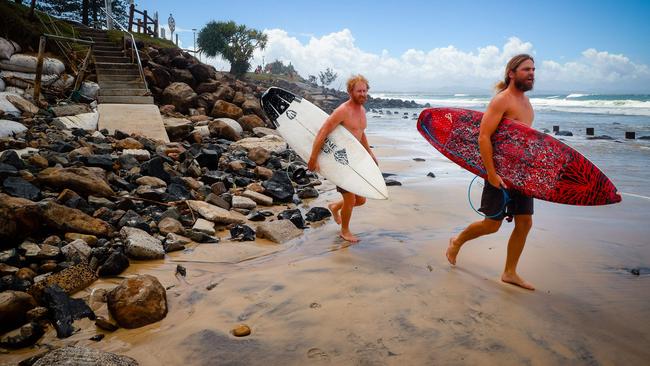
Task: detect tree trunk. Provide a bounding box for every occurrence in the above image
[82,0,89,25]
[92,0,98,27]
[28,0,36,19]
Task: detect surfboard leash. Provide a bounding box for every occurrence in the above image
[468,175,511,220]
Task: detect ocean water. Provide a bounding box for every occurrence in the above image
[366,93,650,198]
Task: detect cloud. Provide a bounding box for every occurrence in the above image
[541,49,650,92]
[204,28,649,93]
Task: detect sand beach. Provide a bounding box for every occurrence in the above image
[3,133,648,366]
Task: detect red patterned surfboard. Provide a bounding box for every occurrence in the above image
[417,107,621,205]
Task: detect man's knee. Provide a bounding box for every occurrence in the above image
[354,196,366,206]
[482,219,502,234]
[342,192,356,206]
[514,215,533,231]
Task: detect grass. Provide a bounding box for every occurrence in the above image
[107,29,176,49]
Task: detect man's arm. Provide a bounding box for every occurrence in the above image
[479,96,507,188]
[307,108,345,172]
[360,132,378,165]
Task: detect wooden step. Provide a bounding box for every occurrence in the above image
[98,74,143,82]
[94,56,131,63]
[99,88,150,96]
[96,68,140,75]
[99,80,147,89]
[98,95,154,104]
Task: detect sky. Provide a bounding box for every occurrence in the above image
[133,0,650,93]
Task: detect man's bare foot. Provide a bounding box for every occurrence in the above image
[501,272,535,290]
[446,237,460,265]
[340,230,359,243]
[328,203,341,225]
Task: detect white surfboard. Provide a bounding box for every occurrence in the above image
[261,87,388,199]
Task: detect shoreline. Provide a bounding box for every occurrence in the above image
[3,133,649,365]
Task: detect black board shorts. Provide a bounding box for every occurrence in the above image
[479,180,534,221]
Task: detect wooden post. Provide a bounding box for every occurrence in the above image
[73,45,93,93]
[128,4,134,32]
[553,125,560,133]
[625,132,636,139]
[175,33,178,46]
[154,12,159,37]
[137,19,142,33]
[586,127,594,136]
[143,10,148,36]
[33,36,46,102]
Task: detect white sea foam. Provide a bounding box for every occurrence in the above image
[371,93,650,116]
[566,93,592,98]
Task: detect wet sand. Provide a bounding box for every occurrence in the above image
[3,136,650,365]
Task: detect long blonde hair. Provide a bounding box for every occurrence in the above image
[495,54,534,93]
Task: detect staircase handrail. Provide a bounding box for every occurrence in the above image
[98,7,148,92]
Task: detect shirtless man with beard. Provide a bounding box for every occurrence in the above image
[447,54,537,290]
[308,75,378,242]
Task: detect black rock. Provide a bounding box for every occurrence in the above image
[427,172,436,178]
[50,141,76,153]
[266,156,283,170]
[117,210,150,232]
[0,162,18,178]
[108,173,135,191]
[382,172,396,178]
[0,322,44,349]
[587,135,614,140]
[0,249,21,267]
[90,334,105,342]
[555,131,573,136]
[247,211,267,222]
[230,224,256,241]
[630,268,640,276]
[0,275,31,292]
[201,170,233,187]
[639,136,650,140]
[413,158,426,162]
[42,285,96,338]
[262,171,295,203]
[297,187,319,199]
[97,251,130,277]
[3,177,41,201]
[141,156,171,183]
[79,155,113,172]
[175,264,186,277]
[305,207,332,222]
[183,229,219,243]
[91,247,112,264]
[291,167,311,185]
[0,150,25,169]
[234,176,252,187]
[385,178,402,186]
[118,154,140,170]
[71,128,88,137]
[114,130,130,139]
[166,178,191,201]
[194,149,221,170]
[278,209,306,229]
[115,198,136,211]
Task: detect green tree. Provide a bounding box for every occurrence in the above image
[267,59,297,75]
[318,67,338,95]
[198,20,267,77]
[36,0,127,27]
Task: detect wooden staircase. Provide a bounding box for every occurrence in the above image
[75,27,153,105]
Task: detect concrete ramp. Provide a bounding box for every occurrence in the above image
[98,104,169,143]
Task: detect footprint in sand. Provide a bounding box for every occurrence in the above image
[307,348,330,362]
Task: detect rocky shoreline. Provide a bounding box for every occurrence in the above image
[0,38,391,363]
